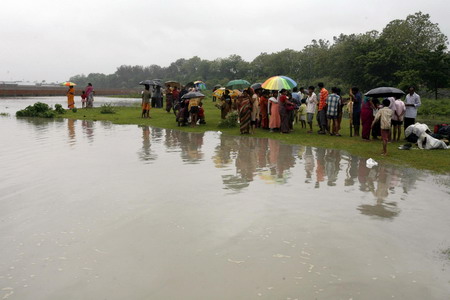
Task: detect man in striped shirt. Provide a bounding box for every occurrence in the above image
[326,87,341,136]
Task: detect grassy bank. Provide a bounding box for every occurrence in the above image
[62,98,450,174]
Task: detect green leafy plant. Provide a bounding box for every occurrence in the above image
[16,102,56,118]
[0,112,10,117]
[100,103,116,114]
[218,111,238,128]
[72,107,78,113]
[54,104,65,114]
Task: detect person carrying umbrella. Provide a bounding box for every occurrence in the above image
[66,85,75,109]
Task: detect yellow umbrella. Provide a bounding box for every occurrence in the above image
[213,88,241,98]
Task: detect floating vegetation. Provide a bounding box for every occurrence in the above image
[0,112,10,117]
[15,102,66,118]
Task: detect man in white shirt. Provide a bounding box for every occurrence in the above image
[404,86,421,131]
[305,86,317,133]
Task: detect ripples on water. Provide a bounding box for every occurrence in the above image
[1,98,450,300]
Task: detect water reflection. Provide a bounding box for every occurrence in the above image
[67,119,76,145]
[12,117,429,220]
[81,120,95,142]
[179,132,204,164]
[138,125,157,163]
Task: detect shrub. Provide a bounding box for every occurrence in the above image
[218,111,239,128]
[72,107,78,113]
[16,102,55,118]
[100,103,116,114]
[54,104,65,114]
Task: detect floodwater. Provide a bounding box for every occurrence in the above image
[1,98,450,300]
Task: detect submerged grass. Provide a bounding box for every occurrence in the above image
[62,97,450,174]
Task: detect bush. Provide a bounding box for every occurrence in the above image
[54,104,65,114]
[100,103,116,114]
[16,102,56,118]
[218,111,239,128]
[72,107,78,113]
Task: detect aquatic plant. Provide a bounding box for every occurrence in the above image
[0,112,10,117]
[100,103,116,114]
[16,102,56,118]
[218,111,239,128]
[54,104,65,114]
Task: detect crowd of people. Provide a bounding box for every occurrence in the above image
[217,84,422,155]
[138,82,424,155]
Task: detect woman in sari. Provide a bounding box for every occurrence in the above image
[259,90,269,129]
[269,91,280,132]
[85,83,94,108]
[238,89,252,134]
[361,96,376,140]
[220,90,232,119]
[278,89,294,134]
[67,85,75,109]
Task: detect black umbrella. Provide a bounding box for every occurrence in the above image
[139,80,163,87]
[251,83,262,90]
[181,91,205,99]
[139,80,155,86]
[184,81,195,88]
[365,87,405,98]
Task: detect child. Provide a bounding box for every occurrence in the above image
[141,85,151,118]
[372,99,393,156]
[81,91,87,108]
[188,98,200,127]
[298,99,307,129]
[198,102,206,125]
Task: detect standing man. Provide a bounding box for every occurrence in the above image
[306,86,317,134]
[404,86,421,131]
[392,96,406,141]
[326,87,341,136]
[317,82,329,134]
[351,87,362,137]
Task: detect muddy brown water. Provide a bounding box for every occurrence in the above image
[1,98,450,299]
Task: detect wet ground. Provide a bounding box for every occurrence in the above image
[1,98,450,299]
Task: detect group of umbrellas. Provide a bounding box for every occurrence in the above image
[62,75,406,100]
[224,76,298,91]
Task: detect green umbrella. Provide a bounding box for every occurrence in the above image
[226,79,251,90]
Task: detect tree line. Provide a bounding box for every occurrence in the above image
[70,12,449,99]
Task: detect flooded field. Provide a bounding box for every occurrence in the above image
[1,98,450,299]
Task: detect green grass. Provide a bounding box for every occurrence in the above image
[62,96,450,174]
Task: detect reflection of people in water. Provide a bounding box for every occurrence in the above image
[81,120,94,142]
[303,147,315,183]
[179,132,204,163]
[138,125,157,162]
[235,138,257,182]
[358,166,400,219]
[315,148,326,188]
[67,119,76,144]
[325,149,341,186]
[344,155,359,186]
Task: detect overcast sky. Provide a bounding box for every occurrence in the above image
[1,0,449,82]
